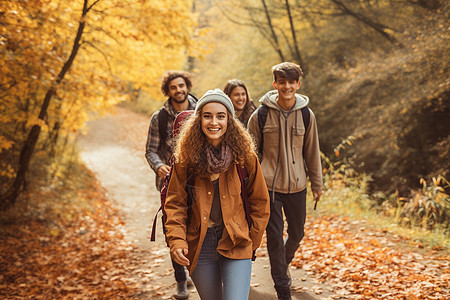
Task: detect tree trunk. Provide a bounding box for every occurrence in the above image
[0,0,90,209]
[331,0,399,45]
[261,0,285,62]
[285,0,306,73]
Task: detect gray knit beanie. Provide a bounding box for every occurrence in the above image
[195,88,235,117]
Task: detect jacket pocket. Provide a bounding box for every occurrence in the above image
[225,212,250,245]
[292,127,305,149]
[262,125,279,147]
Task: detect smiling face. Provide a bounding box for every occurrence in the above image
[273,78,301,102]
[229,86,247,112]
[201,102,228,147]
[168,77,189,104]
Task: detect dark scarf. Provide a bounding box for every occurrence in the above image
[205,143,233,174]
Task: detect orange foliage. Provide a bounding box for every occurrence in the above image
[0,171,141,298]
[290,215,449,299]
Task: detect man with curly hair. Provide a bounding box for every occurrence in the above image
[145,70,197,299]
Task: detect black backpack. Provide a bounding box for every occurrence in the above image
[257,104,310,157]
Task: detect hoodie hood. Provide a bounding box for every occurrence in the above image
[259,90,309,111]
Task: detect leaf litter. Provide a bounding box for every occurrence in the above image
[2,107,448,299]
[290,215,449,299]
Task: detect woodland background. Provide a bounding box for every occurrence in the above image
[0,0,449,298]
[3,0,448,228]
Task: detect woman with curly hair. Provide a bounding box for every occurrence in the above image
[223,79,256,127]
[164,89,270,300]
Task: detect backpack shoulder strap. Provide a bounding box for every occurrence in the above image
[150,165,195,243]
[158,108,169,150]
[257,104,269,157]
[300,107,310,154]
[188,93,199,103]
[301,106,310,132]
[150,157,173,242]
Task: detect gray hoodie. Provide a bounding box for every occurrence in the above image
[248,90,322,194]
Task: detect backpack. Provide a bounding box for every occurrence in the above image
[151,110,194,242]
[257,104,310,157]
[150,111,253,253]
[158,94,198,153]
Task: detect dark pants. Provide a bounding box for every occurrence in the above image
[172,259,187,282]
[163,218,187,283]
[266,189,306,290]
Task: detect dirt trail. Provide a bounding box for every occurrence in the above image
[77,106,331,299]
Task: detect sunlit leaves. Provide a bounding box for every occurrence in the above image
[0,0,200,193]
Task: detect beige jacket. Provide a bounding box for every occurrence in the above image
[164,156,270,274]
[248,90,323,194]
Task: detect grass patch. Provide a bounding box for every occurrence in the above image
[312,154,450,253]
[311,187,449,253]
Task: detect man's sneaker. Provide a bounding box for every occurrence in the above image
[276,286,292,300]
[173,280,188,299]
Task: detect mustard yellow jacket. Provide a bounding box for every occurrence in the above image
[164,155,270,274]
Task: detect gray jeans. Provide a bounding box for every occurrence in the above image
[191,227,252,300]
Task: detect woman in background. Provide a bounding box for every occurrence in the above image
[224,79,256,127]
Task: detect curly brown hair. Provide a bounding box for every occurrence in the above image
[174,108,257,177]
[161,70,193,97]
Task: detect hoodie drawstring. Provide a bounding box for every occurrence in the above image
[291,110,298,165]
[271,110,282,202]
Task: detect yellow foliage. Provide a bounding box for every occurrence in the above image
[0,163,15,179]
[0,136,14,152]
[0,0,201,188]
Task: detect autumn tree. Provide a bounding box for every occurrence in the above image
[193,0,449,195]
[214,0,307,71]
[0,0,198,208]
[212,0,435,71]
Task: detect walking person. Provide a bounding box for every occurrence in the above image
[223,79,256,127]
[145,70,197,299]
[248,62,323,300]
[164,89,270,300]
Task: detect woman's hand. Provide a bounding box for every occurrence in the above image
[172,248,190,266]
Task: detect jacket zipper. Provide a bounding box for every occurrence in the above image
[286,116,291,194]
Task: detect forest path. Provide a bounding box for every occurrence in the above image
[77,106,331,299]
